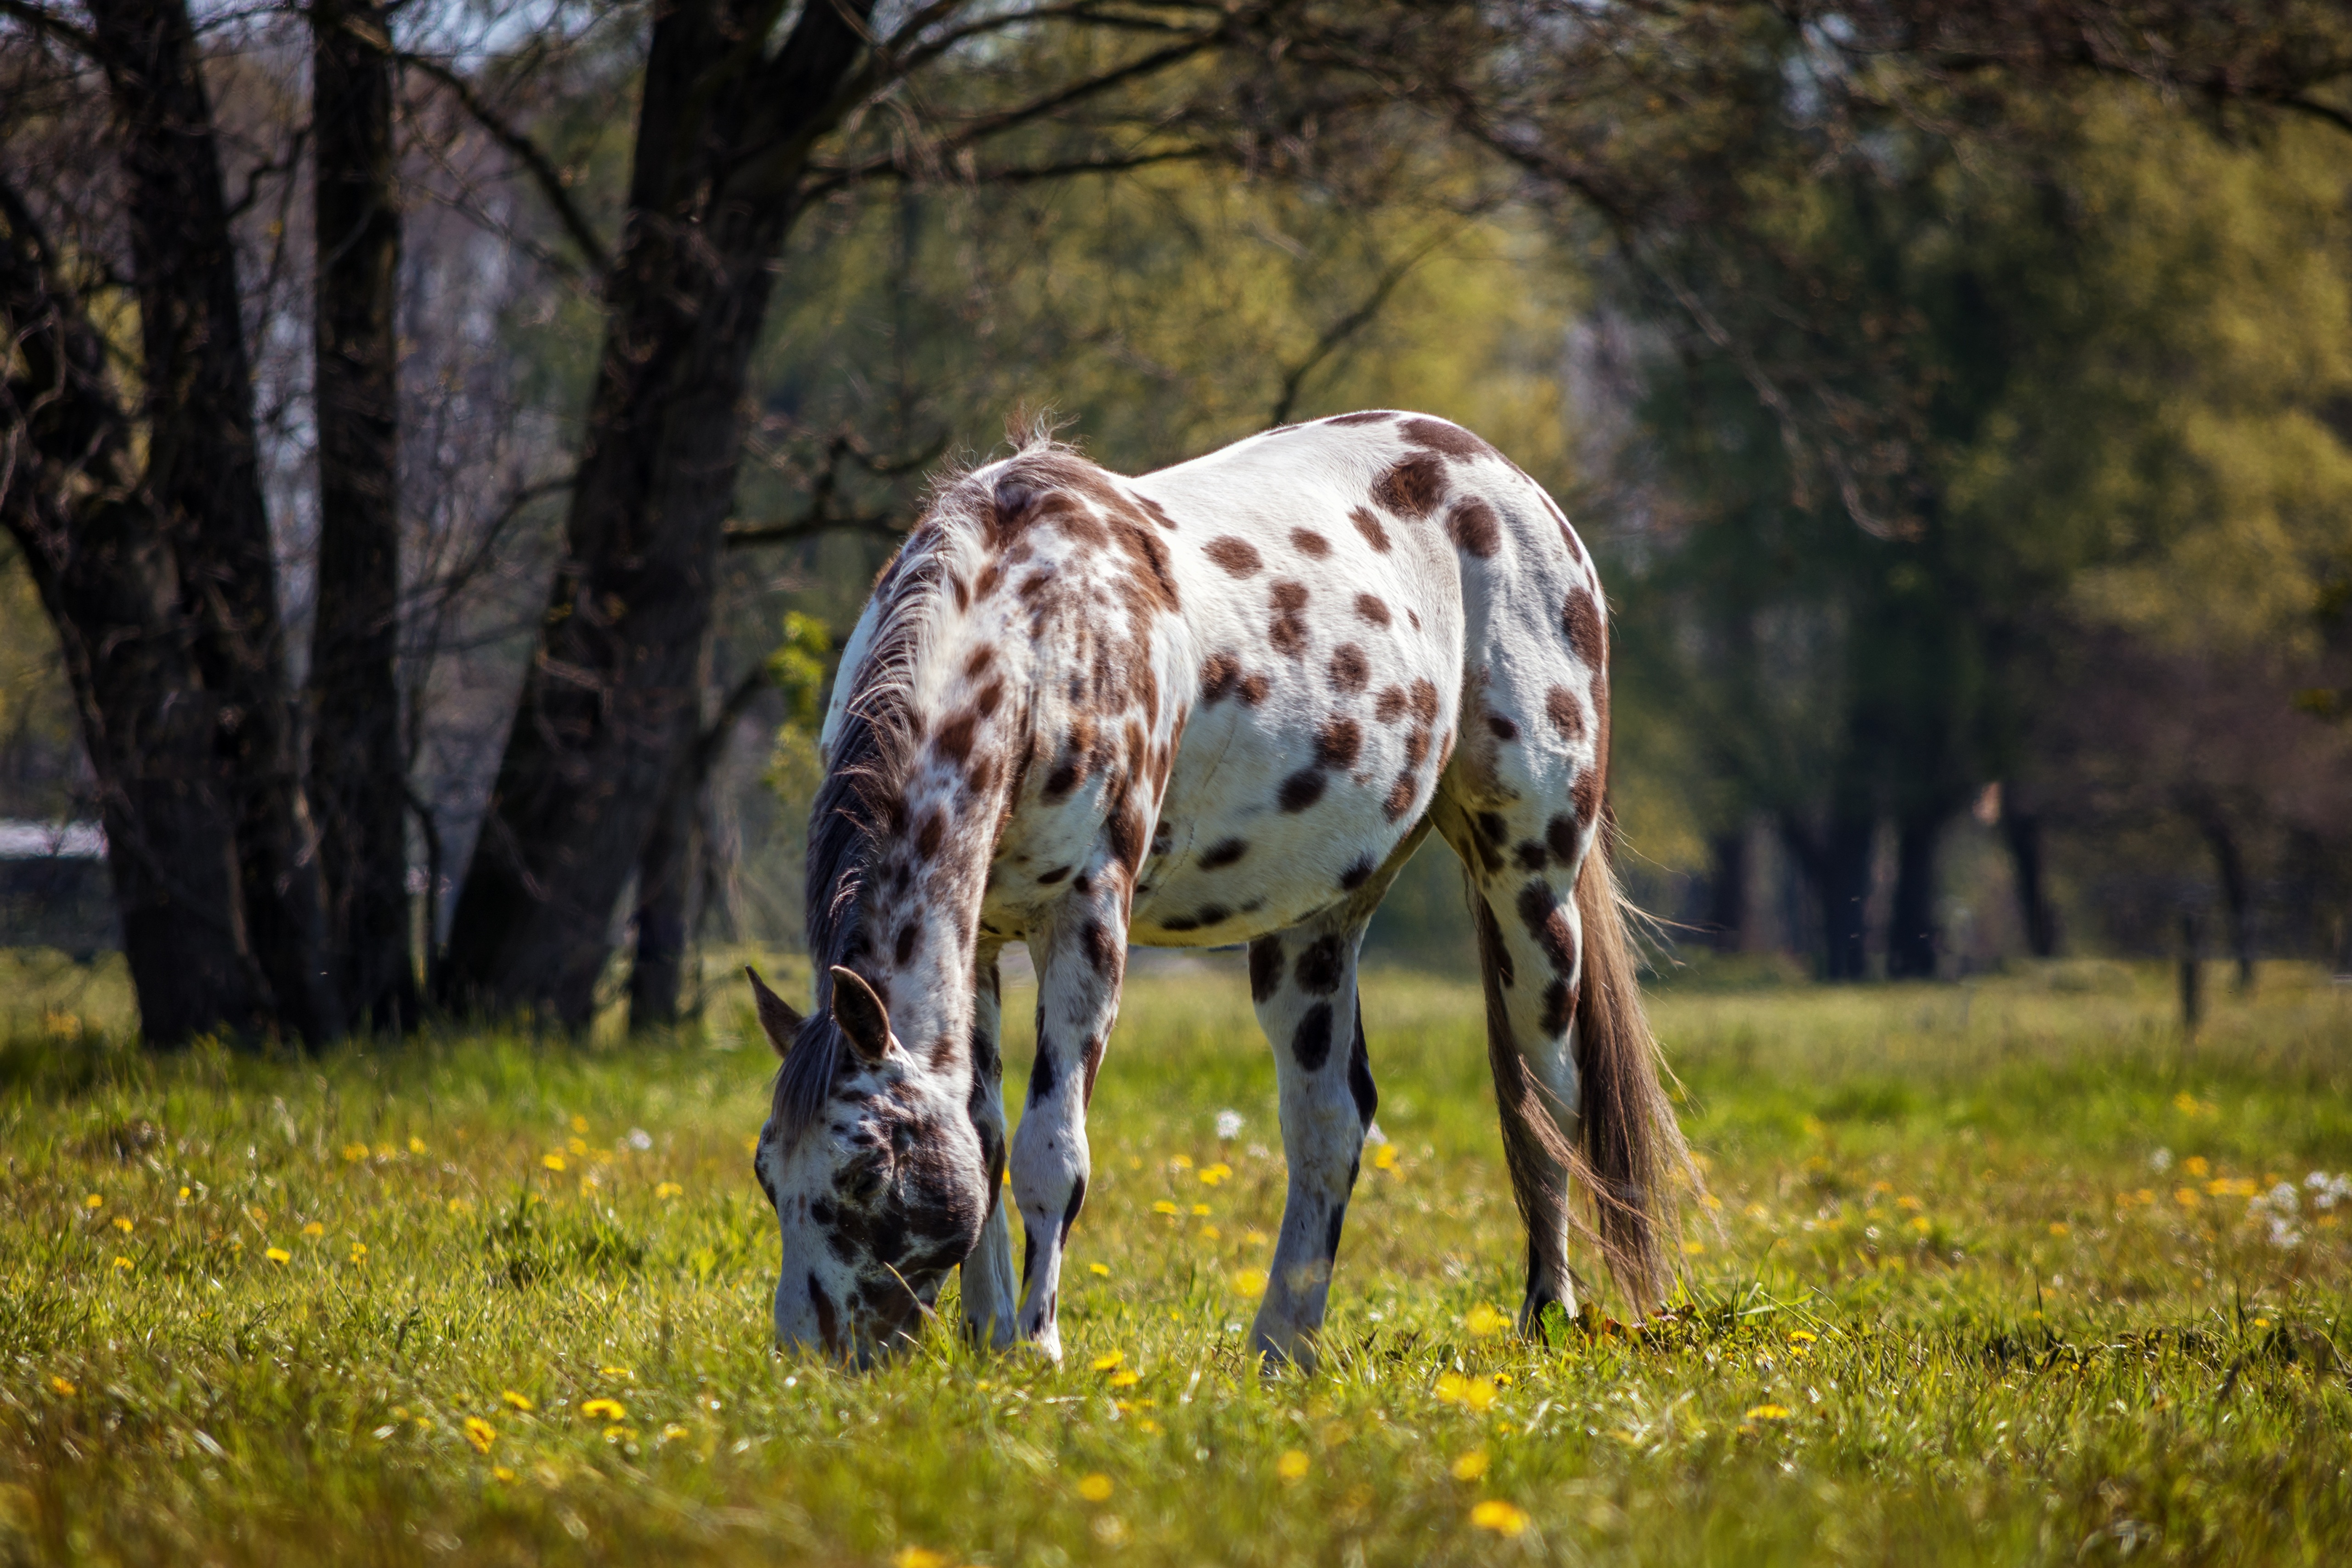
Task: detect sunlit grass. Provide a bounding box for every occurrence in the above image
[2,955,2348,1564]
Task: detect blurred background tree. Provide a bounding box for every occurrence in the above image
[4,0,2348,1042]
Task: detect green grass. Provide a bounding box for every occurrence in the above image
[3,953,2350,1566]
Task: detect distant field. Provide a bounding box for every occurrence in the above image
[2,952,2349,1565]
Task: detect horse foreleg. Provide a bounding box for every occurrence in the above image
[960,946,1020,1348]
[1007,892,1126,1362]
[1245,917,1376,1373]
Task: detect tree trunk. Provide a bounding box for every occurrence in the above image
[2001,806,2059,958]
[2189,801,2257,994]
[1705,830,1747,952]
[309,0,416,1034]
[626,757,699,1031]
[438,0,878,1026]
[1782,811,1875,980]
[88,0,335,1042]
[1886,812,1941,979]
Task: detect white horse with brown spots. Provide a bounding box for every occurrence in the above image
[745,411,1691,1369]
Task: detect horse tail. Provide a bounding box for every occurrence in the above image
[1571,819,1696,1313]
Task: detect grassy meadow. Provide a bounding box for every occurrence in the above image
[2,950,2350,1566]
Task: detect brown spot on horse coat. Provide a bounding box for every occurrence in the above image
[1446,497,1501,558]
[1269,580,1311,655]
[1563,588,1606,669]
[1291,528,1331,558]
[916,808,946,859]
[1278,769,1327,812]
[1330,645,1371,692]
[1400,416,1491,460]
[1291,1004,1335,1071]
[1349,507,1391,553]
[1517,881,1576,973]
[1248,936,1285,1002]
[1545,814,1579,861]
[1138,495,1178,531]
[1199,837,1249,870]
[1238,672,1271,706]
[1487,713,1519,742]
[1201,652,1239,703]
[1408,679,1440,724]
[1325,411,1394,427]
[1545,685,1586,742]
[1541,977,1575,1036]
[1383,770,1419,821]
[1373,686,1408,724]
[1354,593,1391,627]
[1315,717,1363,770]
[935,709,980,766]
[1339,854,1376,891]
[1294,935,1347,996]
[1572,765,1604,826]
[964,645,995,679]
[1371,454,1447,519]
[1205,536,1263,576]
[1082,918,1122,981]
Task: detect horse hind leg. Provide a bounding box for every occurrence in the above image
[1434,796,1590,1336]
[1244,916,1379,1373]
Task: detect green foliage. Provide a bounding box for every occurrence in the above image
[764,612,832,733]
[3,958,2349,1564]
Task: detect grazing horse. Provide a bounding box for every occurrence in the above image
[744,411,1691,1369]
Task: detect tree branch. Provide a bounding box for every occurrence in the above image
[1269,225,1460,426]
[0,0,101,59]
[396,50,612,274]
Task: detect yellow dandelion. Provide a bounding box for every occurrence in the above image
[1907,1217,1931,1234]
[541,1153,566,1172]
[1108,1370,1140,1388]
[581,1398,627,1421]
[463,1416,496,1453]
[1092,1351,1124,1372]
[111,1256,132,1271]
[1191,1203,1211,1217]
[1464,1303,1511,1337]
[491,1466,516,1482]
[302,1222,325,1237]
[1232,1267,1268,1299]
[660,1423,691,1443]
[570,1115,590,1134]
[50,1376,75,1397]
[1088,1262,1110,1276]
[1788,1330,1818,1346]
[2182,1155,2211,1177]
[265,1247,291,1265]
[348,1242,369,1263]
[1275,1449,1310,1481]
[1076,1472,1114,1502]
[1744,1404,1791,1421]
[1170,1155,1194,1171]
[340,1143,368,1163]
[567,1137,588,1157]
[2048,1222,2070,1237]
[1896,1195,1922,1211]
[1469,1499,1530,1537]
[1371,1143,1399,1172]
[1199,1162,1232,1186]
[110,1216,132,1234]
[599,1365,633,1380]
[1200,1225,1221,1241]
[893,1550,950,1568]
[178,1186,190,1201]
[655,1182,683,1199]
[447,1197,474,1214]
[1682,1239,1707,1255]
[83,1194,103,1210]
[502,1390,535,1412]
[1153,1200,1179,1216]
[1451,1449,1490,1480]
[2174,1188,2202,1208]
[1137,1417,1161,1434]
[1435,1373,1498,1412]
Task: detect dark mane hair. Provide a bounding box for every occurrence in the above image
[772,426,1079,1132]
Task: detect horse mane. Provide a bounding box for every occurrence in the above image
[773,423,1075,1132]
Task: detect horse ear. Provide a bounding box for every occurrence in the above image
[828,966,893,1065]
[744,966,803,1059]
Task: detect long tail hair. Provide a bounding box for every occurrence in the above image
[1569,827,1695,1311]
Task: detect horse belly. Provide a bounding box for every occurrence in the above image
[1129,648,1457,947]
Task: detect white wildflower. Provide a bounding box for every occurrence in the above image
[1215,1109,1244,1141]
[2149,1148,2173,1172]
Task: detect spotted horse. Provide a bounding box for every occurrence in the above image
[744,411,1694,1370]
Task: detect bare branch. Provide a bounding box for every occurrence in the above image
[1269,225,1461,426]
[0,0,101,59]
[396,50,612,274]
